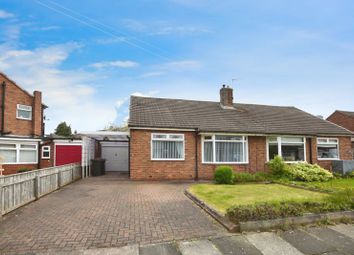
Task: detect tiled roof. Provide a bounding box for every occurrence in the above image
[129,96,353,136]
[338,110,354,118]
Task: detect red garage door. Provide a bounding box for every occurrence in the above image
[55,145,82,166]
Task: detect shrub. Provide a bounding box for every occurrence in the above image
[233,172,273,183]
[285,163,333,182]
[226,190,354,223]
[267,156,287,176]
[345,171,354,178]
[214,166,234,184]
[233,172,255,183]
[17,167,32,173]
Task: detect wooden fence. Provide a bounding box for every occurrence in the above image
[0,163,81,216]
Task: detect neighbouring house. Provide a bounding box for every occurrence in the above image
[128,85,354,180]
[327,110,354,159]
[39,134,83,169]
[0,73,47,175]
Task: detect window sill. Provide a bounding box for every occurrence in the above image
[16,117,32,121]
[151,159,185,161]
[317,158,340,161]
[202,162,249,165]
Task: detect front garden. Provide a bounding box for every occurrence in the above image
[188,156,354,226]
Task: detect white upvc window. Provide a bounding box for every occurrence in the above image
[317,138,339,160]
[151,133,184,160]
[0,142,38,164]
[42,146,51,159]
[16,104,32,120]
[202,135,248,164]
[267,136,306,162]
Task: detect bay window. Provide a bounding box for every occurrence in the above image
[317,138,339,160]
[203,135,248,163]
[267,136,305,162]
[0,142,38,164]
[151,133,184,160]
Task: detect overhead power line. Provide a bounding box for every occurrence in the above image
[34,0,172,61]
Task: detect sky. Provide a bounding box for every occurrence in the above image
[0,0,354,133]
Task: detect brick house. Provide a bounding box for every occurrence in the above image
[327,110,354,158]
[0,73,46,175]
[128,86,354,180]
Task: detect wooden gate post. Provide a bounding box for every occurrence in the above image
[57,170,62,188]
[34,175,40,200]
[0,185,3,219]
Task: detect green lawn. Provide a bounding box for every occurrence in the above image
[189,183,329,214]
[285,178,354,192]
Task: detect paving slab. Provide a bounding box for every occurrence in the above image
[280,229,337,255]
[328,224,354,240]
[82,245,139,255]
[306,227,354,255]
[246,232,304,255]
[140,243,181,255]
[178,240,222,255]
[210,235,263,255]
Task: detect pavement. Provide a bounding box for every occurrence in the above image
[36,224,354,255]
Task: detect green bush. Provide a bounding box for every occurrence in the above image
[214,166,234,184]
[267,156,287,176]
[233,172,273,183]
[17,167,32,173]
[285,163,333,182]
[345,171,354,178]
[233,172,255,182]
[226,188,354,223]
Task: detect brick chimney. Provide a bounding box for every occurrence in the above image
[220,85,234,109]
[32,91,42,137]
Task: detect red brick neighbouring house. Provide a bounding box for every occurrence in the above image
[0,73,47,175]
[128,86,354,180]
[327,110,354,159]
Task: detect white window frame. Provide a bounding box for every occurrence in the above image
[16,104,32,120]
[202,134,249,164]
[317,138,340,160]
[41,146,51,159]
[0,142,38,164]
[151,133,185,161]
[266,136,306,163]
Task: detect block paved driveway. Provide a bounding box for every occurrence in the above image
[0,174,224,254]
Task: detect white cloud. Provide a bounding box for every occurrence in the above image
[90,60,139,69]
[131,90,159,97]
[141,71,165,77]
[0,42,117,133]
[0,10,14,19]
[33,26,61,31]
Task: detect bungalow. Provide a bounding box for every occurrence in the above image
[128,85,354,180]
[327,110,354,159]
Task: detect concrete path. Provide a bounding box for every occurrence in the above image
[36,224,354,255]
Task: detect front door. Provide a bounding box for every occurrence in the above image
[101,143,128,172]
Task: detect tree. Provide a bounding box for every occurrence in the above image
[103,123,128,132]
[54,122,72,137]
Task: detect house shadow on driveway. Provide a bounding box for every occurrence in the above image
[0,174,225,254]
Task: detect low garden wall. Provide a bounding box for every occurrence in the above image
[0,163,81,217]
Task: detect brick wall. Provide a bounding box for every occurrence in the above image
[2,164,38,175]
[39,142,55,169]
[130,129,196,180]
[327,111,354,132]
[0,73,44,137]
[130,130,267,180]
[306,136,352,170]
[130,129,353,180]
